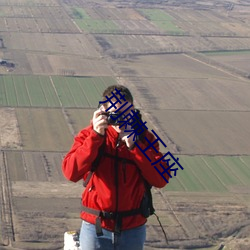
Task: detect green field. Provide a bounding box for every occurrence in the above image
[139,9,173,21]
[165,155,250,192]
[202,49,250,56]
[0,75,114,108]
[71,7,90,19]
[75,19,119,32]
[70,7,119,32]
[138,9,183,33]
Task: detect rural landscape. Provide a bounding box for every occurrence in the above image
[0,0,250,249]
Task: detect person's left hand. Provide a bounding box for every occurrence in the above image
[120,125,135,149]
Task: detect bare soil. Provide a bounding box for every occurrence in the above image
[0,108,21,150]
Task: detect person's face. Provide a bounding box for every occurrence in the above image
[107,100,134,133]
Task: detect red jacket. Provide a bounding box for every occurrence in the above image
[62,125,169,231]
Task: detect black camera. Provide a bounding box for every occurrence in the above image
[101,109,145,141]
[102,112,123,125]
[102,109,142,126]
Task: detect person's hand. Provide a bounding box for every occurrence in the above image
[120,125,135,149]
[92,106,108,135]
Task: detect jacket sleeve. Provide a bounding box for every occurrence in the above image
[62,127,105,182]
[129,130,171,188]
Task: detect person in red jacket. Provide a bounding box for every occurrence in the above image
[62,85,170,250]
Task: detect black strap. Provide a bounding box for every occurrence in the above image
[95,217,103,236]
[144,180,155,216]
[103,152,137,166]
[82,205,142,236]
[83,139,106,187]
[82,205,142,219]
[83,146,137,187]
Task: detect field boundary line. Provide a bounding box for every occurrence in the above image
[0,76,8,106]
[63,77,78,107]
[183,156,208,192]
[147,108,250,113]
[219,157,245,185]
[75,77,91,107]
[4,76,17,106]
[239,157,250,171]
[51,77,76,135]
[11,76,18,106]
[37,76,49,107]
[184,53,250,82]
[21,151,28,181]
[71,19,83,33]
[57,1,83,33]
[159,190,190,239]
[200,156,228,191]
[0,151,15,245]
[4,47,103,58]
[49,76,62,107]
[62,109,76,136]
[91,77,104,97]
[171,174,187,192]
[23,75,33,107]
[50,76,75,135]
[0,149,67,153]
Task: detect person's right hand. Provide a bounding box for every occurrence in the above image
[92,105,108,135]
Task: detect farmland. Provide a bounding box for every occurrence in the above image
[0,75,114,107]
[166,155,250,192]
[138,9,184,34]
[1,0,250,250]
[203,50,250,73]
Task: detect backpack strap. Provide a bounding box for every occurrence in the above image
[81,205,142,236]
[141,179,155,217]
[83,138,106,187]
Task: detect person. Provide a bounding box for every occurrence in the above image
[62,85,170,250]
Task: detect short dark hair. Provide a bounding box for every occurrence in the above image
[102,85,133,106]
